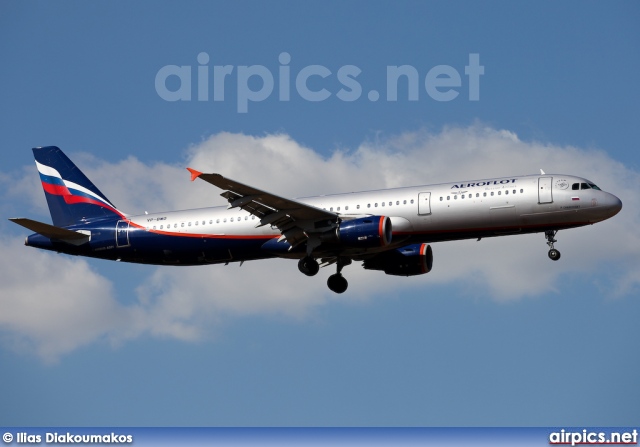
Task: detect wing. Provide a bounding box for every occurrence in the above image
[187,168,338,250]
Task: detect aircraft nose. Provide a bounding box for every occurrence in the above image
[606,193,622,217]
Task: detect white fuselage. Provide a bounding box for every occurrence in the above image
[129,173,621,256]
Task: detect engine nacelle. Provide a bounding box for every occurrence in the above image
[363,243,433,276]
[336,216,392,248]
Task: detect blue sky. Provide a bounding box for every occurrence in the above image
[1,1,639,426]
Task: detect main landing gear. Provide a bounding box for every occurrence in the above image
[298,256,320,276]
[545,230,561,261]
[297,256,351,294]
[327,258,351,294]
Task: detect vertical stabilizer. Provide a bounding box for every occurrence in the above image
[33,146,124,227]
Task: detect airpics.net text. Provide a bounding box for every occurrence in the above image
[155,52,484,112]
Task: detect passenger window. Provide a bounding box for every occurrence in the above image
[345,206,349,210]
[505,190,509,195]
[367,204,371,208]
[491,192,494,196]
[375,203,378,207]
[447,196,450,200]
[440,197,443,201]
[454,195,457,200]
[388,202,392,206]
[483,192,487,197]
[461,194,465,199]
[216,219,220,224]
[160,225,163,230]
[195,221,198,226]
[153,226,156,230]
[337,207,341,211]
[498,191,501,195]
[410,199,414,204]
[403,200,407,205]
[357,205,360,209]
[381,202,385,207]
[396,201,400,205]
[476,193,479,197]
[520,189,523,193]
[572,183,579,190]
[513,190,516,194]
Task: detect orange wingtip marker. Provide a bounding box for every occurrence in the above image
[187,168,202,182]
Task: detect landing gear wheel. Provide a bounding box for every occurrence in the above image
[327,273,348,294]
[545,230,561,261]
[298,256,319,276]
[548,248,561,261]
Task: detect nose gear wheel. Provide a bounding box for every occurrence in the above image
[545,230,561,261]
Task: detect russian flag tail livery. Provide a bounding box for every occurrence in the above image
[33,146,124,227]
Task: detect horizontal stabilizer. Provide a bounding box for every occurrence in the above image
[9,218,90,245]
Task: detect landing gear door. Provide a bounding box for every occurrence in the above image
[418,192,431,215]
[538,177,553,204]
[116,220,130,247]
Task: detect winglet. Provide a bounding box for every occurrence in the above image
[187,168,203,182]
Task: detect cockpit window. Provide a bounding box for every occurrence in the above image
[573,182,602,191]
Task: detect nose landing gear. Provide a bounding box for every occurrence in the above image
[545,230,561,261]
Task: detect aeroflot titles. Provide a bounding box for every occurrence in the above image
[451,179,517,189]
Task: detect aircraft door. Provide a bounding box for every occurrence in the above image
[116,220,130,247]
[538,177,553,204]
[418,192,432,215]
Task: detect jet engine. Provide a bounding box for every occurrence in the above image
[335,216,392,248]
[363,243,433,276]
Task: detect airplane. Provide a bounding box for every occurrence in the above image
[10,146,622,294]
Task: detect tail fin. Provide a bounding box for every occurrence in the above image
[33,146,124,227]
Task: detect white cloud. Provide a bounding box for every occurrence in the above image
[0,238,130,363]
[2,125,639,361]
